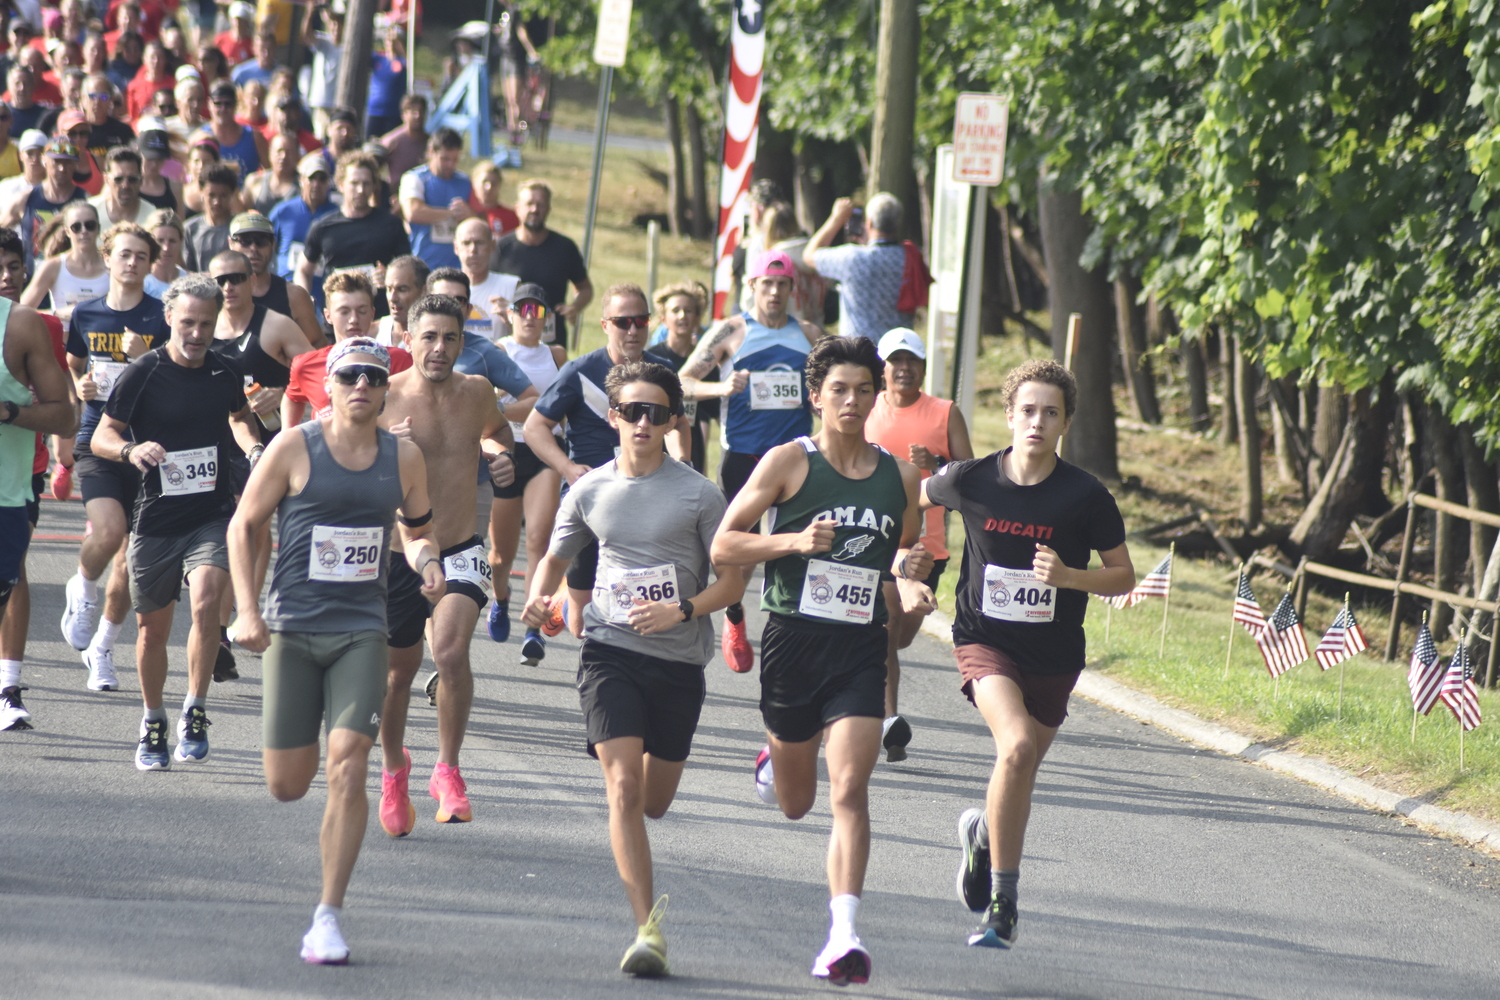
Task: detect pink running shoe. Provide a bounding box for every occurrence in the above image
[429,762,472,823]
[722,616,753,673]
[379,747,415,838]
[50,463,72,501]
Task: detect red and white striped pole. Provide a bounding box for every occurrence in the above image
[711,0,765,319]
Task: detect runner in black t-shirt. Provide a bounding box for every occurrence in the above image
[921,359,1134,949]
[92,273,263,772]
[486,180,592,345]
[294,151,411,299]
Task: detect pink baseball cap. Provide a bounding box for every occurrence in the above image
[748,249,796,285]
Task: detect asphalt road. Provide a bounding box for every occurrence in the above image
[5,489,1500,999]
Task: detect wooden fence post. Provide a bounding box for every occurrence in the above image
[1385,495,1417,661]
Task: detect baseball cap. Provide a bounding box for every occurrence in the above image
[137,129,171,159]
[748,249,796,284]
[230,211,274,237]
[209,79,238,103]
[175,64,201,83]
[58,109,87,133]
[876,327,926,361]
[18,129,46,151]
[44,137,78,160]
[297,152,330,177]
[327,337,391,373]
[229,1,256,19]
[328,107,359,127]
[511,282,547,306]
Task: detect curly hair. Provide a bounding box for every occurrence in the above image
[605,360,683,416]
[1000,359,1078,419]
[651,280,707,320]
[101,221,161,264]
[804,333,880,398]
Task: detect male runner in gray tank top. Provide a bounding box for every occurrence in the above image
[228,337,444,965]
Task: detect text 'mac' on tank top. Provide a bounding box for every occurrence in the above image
[262,421,404,633]
[720,314,811,457]
[762,436,906,625]
[252,273,293,319]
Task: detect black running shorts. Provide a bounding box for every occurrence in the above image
[758,612,888,743]
[76,450,141,509]
[385,550,431,649]
[492,441,552,499]
[577,638,706,763]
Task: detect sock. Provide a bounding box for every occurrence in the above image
[219,625,230,646]
[992,869,1019,905]
[182,694,205,714]
[78,571,99,602]
[143,707,167,725]
[90,617,122,654]
[829,894,859,937]
[726,602,744,625]
[314,903,341,922]
[0,659,20,688]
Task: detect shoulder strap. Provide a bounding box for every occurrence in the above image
[796,435,816,453]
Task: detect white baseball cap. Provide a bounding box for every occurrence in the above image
[229,1,256,20]
[17,129,46,151]
[876,327,926,361]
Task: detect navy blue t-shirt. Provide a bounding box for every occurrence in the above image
[532,346,618,469]
[66,294,169,449]
[455,332,533,398]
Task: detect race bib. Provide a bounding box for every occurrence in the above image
[799,558,879,624]
[308,525,384,582]
[91,359,129,401]
[594,564,680,624]
[981,565,1056,623]
[683,399,698,421]
[748,370,802,410]
[442,542,493,599]
[430,217,455,244]
[159,446,217,496]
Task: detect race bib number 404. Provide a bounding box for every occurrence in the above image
[595,564,679,625]
[159,446,217,496]
[981,565,1056,623]
[799,558,879,624]
[308,525,384,583]
[748,370,802,410]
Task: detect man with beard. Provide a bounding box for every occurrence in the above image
[487,179,591,346]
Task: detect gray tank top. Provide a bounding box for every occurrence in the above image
[263,422,404,633]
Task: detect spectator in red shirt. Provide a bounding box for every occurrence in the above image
[21,50,63,109]
[197,43,229,85]
[126,41,174,123]
[103,2,146,51]
[214,2,257,67]
[469,160,519,238]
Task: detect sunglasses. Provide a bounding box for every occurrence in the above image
[605,314,651,330]
[213,271,249,287]
[614,401,674,426]
[86,91,110,100]
[212,99,235,107]
[510,301,546,319]
[331,364,390,387]
[68,220,99,233]
[109,174,140,185]
[231,233,272,247]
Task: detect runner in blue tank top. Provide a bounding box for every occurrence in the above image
[679,250,823,672]
[399,129,473,272]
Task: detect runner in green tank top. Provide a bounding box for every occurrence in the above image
[712,335,934,988]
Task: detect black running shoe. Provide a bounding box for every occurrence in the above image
[882,714,912,762]
[424,671,439,706]
[956,807,991,911]
[1,685,32,730]
[968,895,1018,948]
[213,642,238,682]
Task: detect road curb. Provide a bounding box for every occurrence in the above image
[918,611,1500,853]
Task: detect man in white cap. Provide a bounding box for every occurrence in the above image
[215,2,258,67]
[864,327,973,761]
[0,131,47,216]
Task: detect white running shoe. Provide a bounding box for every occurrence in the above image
[754,745,778,805]
[812,931,870,986]
[83,647,118,692]
[300,911,350,965]
[60,574,99,651]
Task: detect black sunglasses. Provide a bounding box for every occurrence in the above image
[614,401,674,426]
[108,174,140,185]
[213,271,249,287]
[605,314,651,330]
[331,365,390,387]
[231,232,272,247]
[68,220,99,233]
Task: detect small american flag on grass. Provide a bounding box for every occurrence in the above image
[1407,621,1444,715]
[1313,604,1368,671]
[1110,553,1172,609]
[1438,642,1482,732]
[1232,568,1267,635]
[1255,594,1309,678]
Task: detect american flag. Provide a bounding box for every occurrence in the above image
[1254,594,1309,678]
[1313,604,1369,671]
[1407,621,1444,715]
[1233,568,1267,635]
[1110,553,1172,609]
[1438,642,1482,732]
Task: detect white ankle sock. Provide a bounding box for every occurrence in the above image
[0,658,21,688]
[78,572,99,602]
[182,694,205,714]
[90,617,122,653]
[314,903,341,922]
[830,894,859,937]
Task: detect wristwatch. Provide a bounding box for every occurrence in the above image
[676,599,694,623]
[0,401,18,424]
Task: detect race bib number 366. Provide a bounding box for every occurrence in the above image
[159,446,217,496]
[308,525,384,582]
[799,558,879,624]
[595,564,679,624]
[981,565,1056,623]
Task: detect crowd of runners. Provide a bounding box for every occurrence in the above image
[0,16,1140,976]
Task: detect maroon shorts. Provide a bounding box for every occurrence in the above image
[954,644,1080,728]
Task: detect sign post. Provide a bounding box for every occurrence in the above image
[945,93,1008,418]
[580,0,632,290]
[925,145,970,398]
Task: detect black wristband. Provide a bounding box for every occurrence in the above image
[120,442,135,464]
[398,508,433,528]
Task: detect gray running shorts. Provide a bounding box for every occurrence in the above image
[262,629,389,750]
[128,519,230,614]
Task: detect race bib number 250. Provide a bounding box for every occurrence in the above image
[308,525,384,583]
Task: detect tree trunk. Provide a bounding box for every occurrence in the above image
[1037,175,1118,480]
[1399,394,1423,497]
[998,203,1021,314]
[663,96,688,237]
[1308,383,1345,494]
[1289,382,1398,563]
[1269,375,1302,486]
[1427,408,1466,639]
[684,102,712,241]
[867,0,919,240]
[1234,343,1262,530]
[1183,334,1210,433]
[1113,274,1160,424]
[1461,425,1499,596]
[1220,329,1238,445]
[334,0,377,126]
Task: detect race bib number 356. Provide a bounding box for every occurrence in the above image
[981,565,1056,623]
[799,558,879,624]
[159,446,217,496]
[748,370,802,410]
[595,564,679,625]
[308,525,384,582]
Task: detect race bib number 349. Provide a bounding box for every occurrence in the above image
[799,558,879,624]
[159,446,217,496]
[308,525,383,583]
[981,565,1056,623]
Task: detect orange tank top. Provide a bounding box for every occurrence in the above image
[866,390,952,560]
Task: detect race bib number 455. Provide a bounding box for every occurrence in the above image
[595,564,679,625]
[799,558,879,624]
[308,525,384,583]
[981,565,1056,623]
[159,446,217,496]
